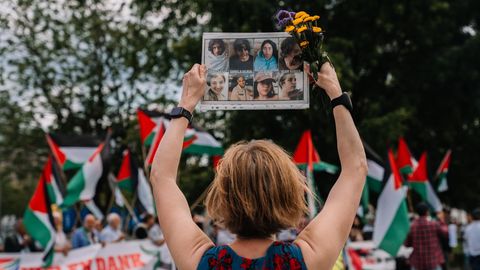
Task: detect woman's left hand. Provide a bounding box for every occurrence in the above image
[178,64,207,112]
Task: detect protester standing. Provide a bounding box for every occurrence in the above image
[405,203,449,270]
[71,214,99,249]
[464,208,480,270]
[100,213,124,244]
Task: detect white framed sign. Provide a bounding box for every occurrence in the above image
[200,32,309,111]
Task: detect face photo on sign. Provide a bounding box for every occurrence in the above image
[253,39,279,71]
[253,72,279,101]
[205,39,229,71]
[277,71,304,100]
[279,37,303,71]
[229,72,254,101]
[229,38,254,71]
[204,72,229,101]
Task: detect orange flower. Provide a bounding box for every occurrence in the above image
[312,27,322,33]
[303,16,315,23]
[292,18,303,25]
[295,11,309,19]
[300,41,309,48]
[296,26,308,33]
[285,25,295,32]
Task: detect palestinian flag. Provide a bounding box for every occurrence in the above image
[435,150,451,192]
[396,137,416,175]
[294,130,338,174]
[43,156,65,206]
[408,152,443,212]
[115,148,154,214]
[107,174,126,208]
[61,132,111,208]
[373,149,410,257]
[358,142,385,219]
[23,166,56,266]
[293,130,334,218]
[116,149,138,192]
[137,109,223,166]
[364,142,385,194]
[137,109,164,148]
[182,126,224,156]
[46,133,100,171]
[358,185,370,219]
[137,168,155,215]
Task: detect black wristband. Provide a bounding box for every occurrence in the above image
[169,107,193,124]
[331,92,353,114]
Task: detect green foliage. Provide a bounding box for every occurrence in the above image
[1,0,479,216]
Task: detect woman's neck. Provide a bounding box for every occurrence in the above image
[228,236,275,259]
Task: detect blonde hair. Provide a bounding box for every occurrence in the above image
[205,140,310,238]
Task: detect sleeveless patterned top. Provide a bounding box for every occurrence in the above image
[197,241,308,270]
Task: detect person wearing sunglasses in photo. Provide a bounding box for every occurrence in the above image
[229,39,254,70]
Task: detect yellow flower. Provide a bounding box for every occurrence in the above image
[292,18,303,25]
[312,26,322,33]
[295,11,309,19]
[303,16,315,23]
[284,25,295,32]
[300,41,309,48]
[313,15,320,20]
[296,26,308,33]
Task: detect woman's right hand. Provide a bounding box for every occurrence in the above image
[312,62,343,100]
[178,64,207,112]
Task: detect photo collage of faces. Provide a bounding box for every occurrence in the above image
[203,36,305,102]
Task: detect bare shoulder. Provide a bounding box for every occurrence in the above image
[294,234,329,270]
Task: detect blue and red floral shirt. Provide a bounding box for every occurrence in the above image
[197,241,307,270]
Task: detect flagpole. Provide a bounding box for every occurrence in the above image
[190,182,213,211]
[108,174,138,223]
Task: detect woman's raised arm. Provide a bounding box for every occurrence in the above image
[150,64,213,270]
[295,63,368,269]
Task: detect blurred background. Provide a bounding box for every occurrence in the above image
[0,0,479,219]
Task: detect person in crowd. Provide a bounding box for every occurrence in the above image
[405,202,449,270]
[71,214,99,249]
[253,72,278,100]
[149,62,367,269]
[362,215,375,240]
[437,210,453,270]
[100,213,124,244]
[229,75,253,101]
[278,72,303,100]
[149,220,173,268]
[204,73,227,101]
[349,215,364,242]
[279,37,303,70]
[134,213,155,239]
[53,212,70,255]
[229,39,254,70]
[464,208,480,270]
[205,39,228,71]
[4,218,40,252]
[254,39,278,71]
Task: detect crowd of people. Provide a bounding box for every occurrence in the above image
[0,204,479,269]
[345,204,480,270]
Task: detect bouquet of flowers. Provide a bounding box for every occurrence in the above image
[275,10,330,80]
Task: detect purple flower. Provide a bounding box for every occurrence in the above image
[275,10,294,26]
